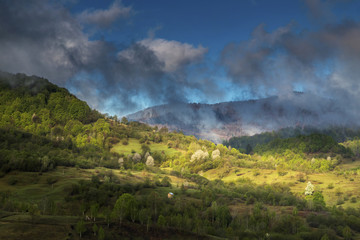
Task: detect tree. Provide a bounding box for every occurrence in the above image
[129,197,138,223]
[343,225,352,240]
[112,193,135,225]
[28,203,40,224]
[246,144,253,154]
[304,181,314,195]
[118,158,124,168]
[121,117,128,125]
[92,224,98,236]
[157,214,166,227]
[190,149,209,162]
[104,206,112,228]
[212,149,220,159]
[146,156,154,167]
[149,191,159,220]
[161,176,172,187]
[139,208,149,225]
[132,153,141,163]
[313,191,326,209]
[320,234,330,240]
[76,220,86,238]
[141,144,151,155]
[90,203,99,221]
[98,226,105,240]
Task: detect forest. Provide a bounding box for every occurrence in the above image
[1,73,360,239]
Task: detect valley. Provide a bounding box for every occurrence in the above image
[1,73,360,240]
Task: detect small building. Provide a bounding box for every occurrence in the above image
[168,192,174,199]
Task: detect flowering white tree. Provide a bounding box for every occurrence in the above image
[118,158,124,168]
[146,156,154,166]
[212,149,220,160]
[190,149,209,162]
[305,181,314,195]
[132,153,141,163]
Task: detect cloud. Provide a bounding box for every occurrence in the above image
[77,0,132,28]
[221,17,360,123]
[137,38,208,72]
[220,23,294,92]
[0,0,88,84]
[303,0,334,23]
[0,0,210,115]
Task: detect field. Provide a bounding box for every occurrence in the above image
[204,164,360,208]
[111,138,181,157]
[0,166,195,240]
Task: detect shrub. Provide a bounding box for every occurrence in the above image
[335,188,343,196]
[160,176,171,187]
[46,176,58,185]
[327,183,334,189]
[253,170,260,176]
[337,198,344,205]
[278,171,288,176]
[297,173,306,182]
[7,176,18,185]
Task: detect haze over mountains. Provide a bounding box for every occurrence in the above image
[128,92,356,143]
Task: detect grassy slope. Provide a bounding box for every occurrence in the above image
[110,138,181,156]
[0,167,195,240]
[1,160,360,239]
[204,164,360,208]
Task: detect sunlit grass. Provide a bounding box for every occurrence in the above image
[111,138,180,156]
[204,166,360,208]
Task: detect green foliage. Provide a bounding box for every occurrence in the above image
[113,193,137,225]
[75,220,86,238]
[98,226,105,240]
[3,72,360,239]
[255,133,348,155]
[157,214,166,227]
[224,125,360,150]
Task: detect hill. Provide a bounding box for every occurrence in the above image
[127,93,358,143]
[1,72,360,239]
[223,126,360,153]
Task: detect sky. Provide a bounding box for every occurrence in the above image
[1,0,360,116]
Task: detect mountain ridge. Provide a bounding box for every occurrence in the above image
[127,93,352,143]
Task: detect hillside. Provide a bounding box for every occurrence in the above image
[223,126,360,153]
[2,72,360,239]
[127,93,357,143]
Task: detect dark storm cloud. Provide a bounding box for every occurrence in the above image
[0,0,208,115]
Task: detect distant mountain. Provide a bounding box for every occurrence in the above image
[127,93,357,143]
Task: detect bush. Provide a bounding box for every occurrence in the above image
[46,176,58,185]
[278,171,288,176]
[7,176,18,185]
[297,173,306,182]
[327,183,334,189]
[337,198,344,205]
[253,170,260,176]
[161,176,172,187]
